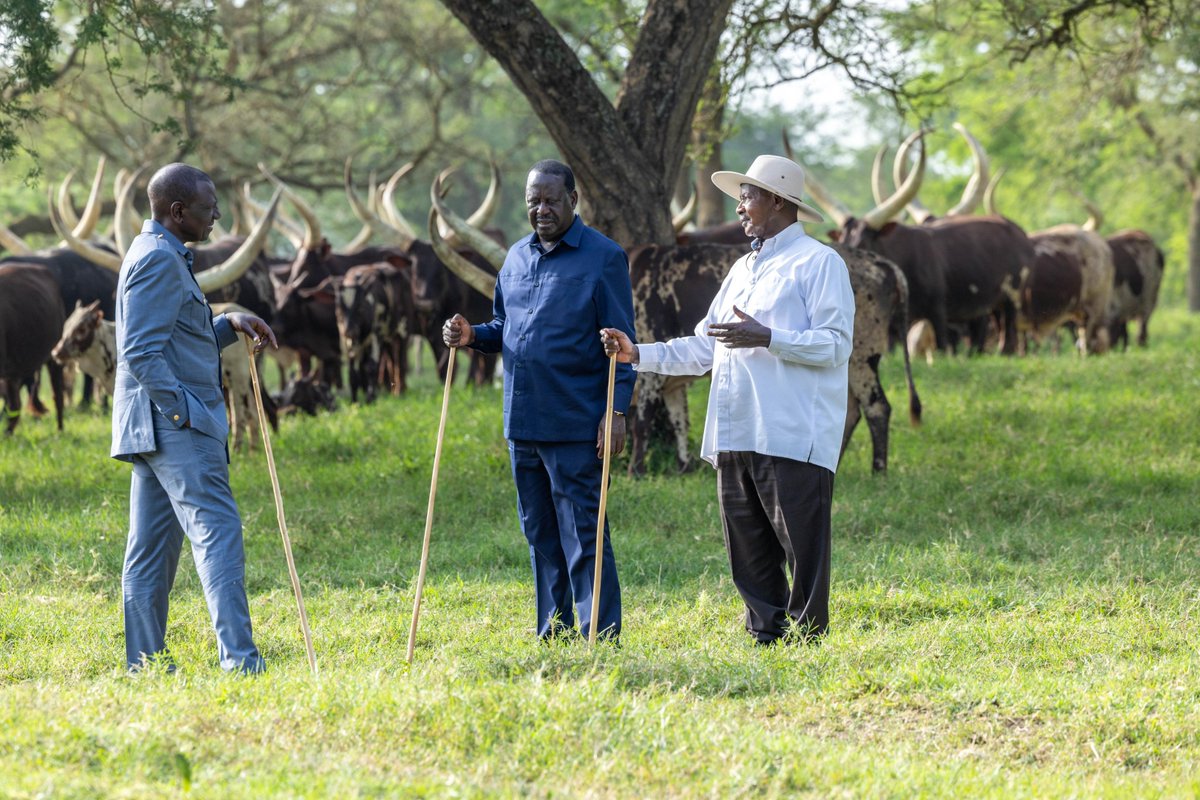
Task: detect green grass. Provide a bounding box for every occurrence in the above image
[2,309,1199,798]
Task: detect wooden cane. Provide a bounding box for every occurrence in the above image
[406,346,457,663]
[589,353,618,646]
[245,337,318,676]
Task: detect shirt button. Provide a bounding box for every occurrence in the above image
[527,308,533,314]
[519,334,526,340]
[173,415,180,421]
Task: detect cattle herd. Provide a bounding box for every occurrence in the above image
[0,129,1165,475]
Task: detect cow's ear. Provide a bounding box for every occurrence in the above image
[320,239,332,258]
[827,229,841,242]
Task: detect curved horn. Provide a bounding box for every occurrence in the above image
[194,187,283,293]
[782,127,850,227]
[870,144,890,206]
[0,219,32,255]
[892,130,933,224]
[72,156,107,239]
[381,162,419,245]
[431,169,508,271]
[672,185,697,233]
[243,181,304,249]
[983,167,1006,217]
[344,157,379,251]
[866,130,926,230]
[345,159,414,250]
[427,207,498,300]
[464,158,502,230]
[258,163,321,249]
[49,185,121,272]
[114,165,148,256]
[55,170,81,234]
[946,122,990,216]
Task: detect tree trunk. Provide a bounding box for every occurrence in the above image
[692,66,728,228]
[1190,186,1200,312]
[437,0,735,248]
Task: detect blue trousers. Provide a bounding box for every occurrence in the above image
[509,440,621,639]
[123,419,263,672]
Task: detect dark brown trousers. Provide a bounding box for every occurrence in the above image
[716,451,833,643]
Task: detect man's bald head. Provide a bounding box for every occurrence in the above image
[148,163,213,220]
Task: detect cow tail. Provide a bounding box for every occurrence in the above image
[890,262,922,427]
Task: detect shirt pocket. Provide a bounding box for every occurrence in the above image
[749,273,805,327]
[185,284,213,330]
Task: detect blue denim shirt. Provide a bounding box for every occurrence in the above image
[471,215,636,442]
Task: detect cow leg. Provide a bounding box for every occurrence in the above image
[661,378,694,473]
[24,373,47,417]
[48,361,65,431]
[997,300,1019,356]
[79,373,95,410]
[4,380,20,434]
[861,377,892,474]
[840,392,862,463]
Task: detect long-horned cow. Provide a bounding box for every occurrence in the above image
[800,129,1035,355]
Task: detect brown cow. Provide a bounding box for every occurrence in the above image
[0,263,66,434]
[1104,230,1164,349]
[1019,225,1114,355]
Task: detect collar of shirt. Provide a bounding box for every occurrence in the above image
[143,219,195,269]
[754,222,807,261]
[523,214,584,254]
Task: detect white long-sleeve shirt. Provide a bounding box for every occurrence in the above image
[636,223,855,472]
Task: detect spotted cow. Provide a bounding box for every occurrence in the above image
[625,241,920,474]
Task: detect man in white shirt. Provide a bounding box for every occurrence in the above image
[601,155,855,644]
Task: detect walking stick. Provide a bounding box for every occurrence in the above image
[406,346,456,663]
[245,337,318,676]
[589,353,618,646]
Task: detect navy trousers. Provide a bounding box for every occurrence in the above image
[509,440,621,639]
[716,452,833,643]
[123,418,263,672]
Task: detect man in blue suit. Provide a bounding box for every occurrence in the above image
[111,163,276,673]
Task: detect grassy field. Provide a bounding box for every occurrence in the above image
[2,306,1199,798]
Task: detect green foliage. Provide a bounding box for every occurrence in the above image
[2,307,1199,795]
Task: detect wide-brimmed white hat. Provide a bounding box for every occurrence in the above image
[711,155,825,223]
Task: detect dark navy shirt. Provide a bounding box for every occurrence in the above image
[471,215,636,442]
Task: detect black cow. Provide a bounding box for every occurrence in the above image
[0,263,66,433]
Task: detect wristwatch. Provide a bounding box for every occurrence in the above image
[612,410,624,417]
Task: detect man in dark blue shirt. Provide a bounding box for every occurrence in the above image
[443,159,636,641]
